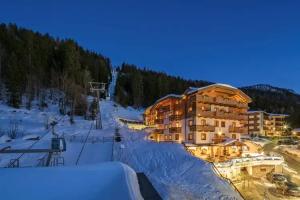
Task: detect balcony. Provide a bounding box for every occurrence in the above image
[212,136,226,144]
[198,95,248,109]
[229,126,247,133]
[198,95,215,104]
[198,111,216,118]
[189,125,215,132]
[169,115,183,121]
[154,129,164,134]
[154,119,164,124]
[169,127,182,133]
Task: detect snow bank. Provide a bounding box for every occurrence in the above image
[115,135,241,200]
[0,135,11,144]
[0,162,143,200]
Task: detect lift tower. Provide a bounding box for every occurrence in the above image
[89,82,106,129]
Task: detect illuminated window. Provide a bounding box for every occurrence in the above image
[188,134,193,140]
[189,120,193,126]
[221,121,225,127]
[201,133,206,140]
[232,122,236,128]
[175,134,179,140]
[201,119,206,125]
[215,120,219,127]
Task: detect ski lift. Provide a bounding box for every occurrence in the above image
[51,137,66,152]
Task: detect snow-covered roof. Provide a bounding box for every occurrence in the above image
[215,138,245,146]
[184,83,251,103]
[0,162,143,200]
[185,83,238,95]
[154,94,182,104]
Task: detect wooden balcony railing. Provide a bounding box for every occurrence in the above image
[154,119,164,124]
[154,129,164,134]
[212,136,226,144]
[169,115,183,121]
[169,127,182,133]
[229,126,247,133]
[189,125,215,132]
[198,95,248,108]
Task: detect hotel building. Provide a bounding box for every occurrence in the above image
[144,84,252,161]
[248,111,289,137]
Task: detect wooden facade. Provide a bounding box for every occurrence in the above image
[144,84,252,146]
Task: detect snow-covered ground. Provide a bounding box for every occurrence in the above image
[115,134,241,200]
[248,137,271,147]
[0,70,240,199]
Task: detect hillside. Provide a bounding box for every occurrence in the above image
[115,65,300,127]
[0,23,111,116]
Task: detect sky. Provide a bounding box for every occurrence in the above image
[0,0,300,92]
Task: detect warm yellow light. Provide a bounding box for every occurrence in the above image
[283,125,287,129]
[218,131,222,136]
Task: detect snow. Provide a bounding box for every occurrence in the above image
[114,133,241,200]
[0,135,11,144]
[0,71,241,199]
[0,162,143,200]
[22,134,40,141]
[185,83,238,95]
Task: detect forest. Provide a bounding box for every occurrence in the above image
[0,23,111,119]
[115,64,300,127]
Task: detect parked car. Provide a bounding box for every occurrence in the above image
[267,172,288,184]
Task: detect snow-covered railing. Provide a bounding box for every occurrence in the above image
[215,156,284,168]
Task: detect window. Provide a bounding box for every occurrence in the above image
[188,107,193,112]
[232,122,236,128]
[176,122,179,127]
[215,120,219,127]
[169,135,172,140]
[221,121,226,127]
[232,134,236,139]
[201,119,206,125]
[175,134,179,140]
[164,135,168,140]
[189,120,193,126]
[201,133,206,140]
[188,133,193,140]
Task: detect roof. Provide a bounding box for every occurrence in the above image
[184,83,252,103]
[154,94,182,104]
[0,162,143,200]
[215,138,245,146]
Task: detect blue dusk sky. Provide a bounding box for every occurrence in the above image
[0,0,300,92]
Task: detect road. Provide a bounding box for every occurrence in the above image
[263,142,300,174]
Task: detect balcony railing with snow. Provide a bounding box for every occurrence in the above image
[215,156,284,168]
